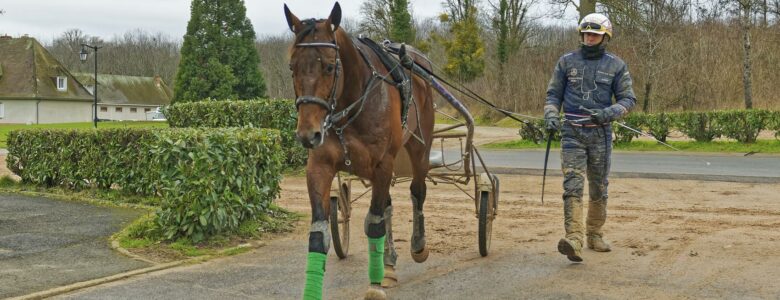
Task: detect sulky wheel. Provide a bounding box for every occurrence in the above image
[330,182,351,259]
[478,174,499,257]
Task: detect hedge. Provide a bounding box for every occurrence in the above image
[6,128,284,241]
[520,109,779,144]
[164,99,306,167]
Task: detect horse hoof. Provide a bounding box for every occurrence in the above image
[381,265,398,288]
[365,284,387,300]
[411,247,429,263]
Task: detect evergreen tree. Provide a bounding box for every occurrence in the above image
[441,3,485,82]
[174,0,266,103]
[389,0,415,44]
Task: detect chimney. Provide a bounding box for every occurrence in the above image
[154,75,162,88]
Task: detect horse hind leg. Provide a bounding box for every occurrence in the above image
[381,199,398,288]
[406,143,430,263]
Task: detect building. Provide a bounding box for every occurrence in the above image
[73,73,172,121]
[0,36,173,124]
[0,36,94,124]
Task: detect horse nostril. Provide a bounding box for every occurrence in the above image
[312,132,323,145]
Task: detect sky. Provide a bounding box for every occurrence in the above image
[0,0,444,42]
[0,0,576,43]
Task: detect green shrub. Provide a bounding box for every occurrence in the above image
[6,127,284,242]
[645,112,672,143]
[164,99,306,167]
[519,119,554,143]
[613,113,645,144]
[713,109,771,143]
[768,111,780,139]
[672,111,720,142]
[152,128,283,241]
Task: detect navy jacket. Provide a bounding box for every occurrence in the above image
[544,50,636,124]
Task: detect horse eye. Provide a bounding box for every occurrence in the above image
[325,64,335,74]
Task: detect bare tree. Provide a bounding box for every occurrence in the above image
[604,0,690,112]
[359,0,394,39]
[549,0,597,19]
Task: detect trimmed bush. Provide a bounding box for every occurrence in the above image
[645,112,671,143]
[6,128,283,242]
[519,119,556,143]
[714,109,772,143]
[771,111,780,140]
[613,113,645,144]
[672,111,720,142]
[164,99,306,167]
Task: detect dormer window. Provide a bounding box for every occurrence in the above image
[56,76,67,92]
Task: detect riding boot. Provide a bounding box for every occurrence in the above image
[559,196,584,262]
[587,199,611,252]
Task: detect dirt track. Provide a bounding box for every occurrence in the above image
[277,174,780,298]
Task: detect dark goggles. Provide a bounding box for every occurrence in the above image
[579,22,603,31]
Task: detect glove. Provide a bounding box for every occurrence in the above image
[543,105,560,132]
[590,108,610,125]
[545,116,560,132]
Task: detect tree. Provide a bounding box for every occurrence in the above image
[359,0,416,43]
[441,0,486,81]
[717,0,756,109]
[390,0,415,43]
[173,0,266,103]
[549,0,597,20]
[489,0,535,66]
[604,1,689,112]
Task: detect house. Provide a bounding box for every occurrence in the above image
[0,36,173,124]
[0,36,94,124]
[73,73,172,121]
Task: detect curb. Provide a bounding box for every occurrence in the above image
[10,237,266,299]
[481,167,780,184]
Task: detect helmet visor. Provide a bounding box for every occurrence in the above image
[579,22,606,35]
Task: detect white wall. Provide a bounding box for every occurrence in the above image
[0,100,37,124]
[38,100,93,124]
[98,104,161,121]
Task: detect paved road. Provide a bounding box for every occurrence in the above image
[0,194,150,298]
[442,149,780,182]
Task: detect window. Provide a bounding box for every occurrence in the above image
[56,76,67,92]
[115,107,123,113]
[130,108,137,113]
[100,107,108,112]
[144,108,151,113]
[0,103,4,119]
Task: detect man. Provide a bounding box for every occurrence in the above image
[543,13,636,262]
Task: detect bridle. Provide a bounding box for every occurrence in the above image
[293,34,342,131]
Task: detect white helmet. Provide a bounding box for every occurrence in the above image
[578,13,613,38]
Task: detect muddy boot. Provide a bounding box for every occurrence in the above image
[587,235,611,252]
[557,238,583,262]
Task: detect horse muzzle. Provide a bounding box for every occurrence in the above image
[296,129,325,149]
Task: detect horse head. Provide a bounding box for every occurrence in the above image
[285,2,343,149]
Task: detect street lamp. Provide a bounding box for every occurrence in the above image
[80,44,101,128]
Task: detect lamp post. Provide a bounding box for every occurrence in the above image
[80,44,101,128]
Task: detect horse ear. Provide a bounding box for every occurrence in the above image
[284,4,301,32]
[327,2,342,32]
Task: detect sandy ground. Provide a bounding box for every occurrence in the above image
[276,174,780,298]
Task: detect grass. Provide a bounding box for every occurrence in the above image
[0,121,168,148]
[484,139,780,154]
[113,204,300,261]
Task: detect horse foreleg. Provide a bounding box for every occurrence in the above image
[303,166,335,300]
[364,158,394,299]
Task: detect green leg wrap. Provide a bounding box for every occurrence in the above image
[303,252,327,300]
[368,235,385,284]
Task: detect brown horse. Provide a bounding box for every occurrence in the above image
[285,2,434,299]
